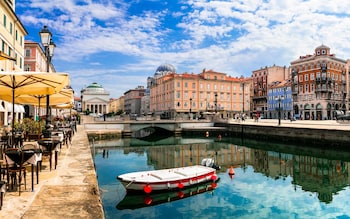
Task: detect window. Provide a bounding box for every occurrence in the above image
[184,82,188,88]
[3,15,6,28]
[305,84,308,92]
[305,74,308,81]
[177,82,180,88]
[176,91,180,98]
[25,49,31,57]
[310,73,314,80]
[192,83,195,89]
[299,75,303,82]
[24,64,31,71]
[10,22,12,34]
[207,84,210,90]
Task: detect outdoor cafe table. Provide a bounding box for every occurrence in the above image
[4,149,42,192]
[51,131,65,148]
[37,138,61,171]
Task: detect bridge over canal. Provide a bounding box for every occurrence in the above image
[83,118,217,137]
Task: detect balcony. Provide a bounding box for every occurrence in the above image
[315,87,333,93]
[315,77,333,84]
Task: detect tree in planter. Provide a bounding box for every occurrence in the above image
[21,118,45,140]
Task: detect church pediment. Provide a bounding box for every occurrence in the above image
[83,97,109,103]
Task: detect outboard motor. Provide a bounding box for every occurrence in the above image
[201,158,221,170]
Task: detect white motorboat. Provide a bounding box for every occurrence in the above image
[117,158,219,194]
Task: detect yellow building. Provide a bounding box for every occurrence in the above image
[0,0,27,71]
[0,0,27,126]
[109,96,124,114]
[150,68,251,119]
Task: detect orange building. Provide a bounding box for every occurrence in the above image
[290,45,348,120]
[24,40,55,72]
[150,68,251,119]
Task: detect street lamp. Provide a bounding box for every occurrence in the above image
[214,93,218,113]
[39,25,56,137]
[241,82,245,113]
[275,96,284,126]
[189,98,192,119]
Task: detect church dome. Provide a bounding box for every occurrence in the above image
[154,64,176,78]
[82,82,109,94]
[87,82,103,89]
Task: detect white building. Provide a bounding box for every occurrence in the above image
[81,82,110,115]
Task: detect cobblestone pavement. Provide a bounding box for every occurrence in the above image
[0,125,104,219]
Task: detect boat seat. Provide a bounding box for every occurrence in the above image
[150,172,179,180]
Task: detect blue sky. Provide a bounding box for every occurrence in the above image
[15,0,350,98]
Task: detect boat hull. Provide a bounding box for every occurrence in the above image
[117,165,217,194]
[117,178,220,210]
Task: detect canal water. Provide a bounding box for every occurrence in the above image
[91,136,350,219]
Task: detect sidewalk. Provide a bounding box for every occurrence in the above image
[0,125,104,219]
[228,118,350,131]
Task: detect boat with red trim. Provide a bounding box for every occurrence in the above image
[116,178,220,210]
[117,158,220,194]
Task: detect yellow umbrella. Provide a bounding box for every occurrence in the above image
[53,101,74,109]
[0,88,74,107]
[0,71,70,145]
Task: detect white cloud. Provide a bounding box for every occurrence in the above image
[16,0,350,97]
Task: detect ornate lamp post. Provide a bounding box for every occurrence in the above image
[275,96,284,126]
[39,25,56,137]
[242,82,245,113]
[214,93,218,113]
[189,98,192,119]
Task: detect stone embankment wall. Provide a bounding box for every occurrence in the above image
[216,123,350,148]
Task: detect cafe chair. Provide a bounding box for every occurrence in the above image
[0,180,5,210]
[4,148,27,196]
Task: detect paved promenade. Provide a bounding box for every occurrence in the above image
[227,118,350,131]
[0,125,104,219]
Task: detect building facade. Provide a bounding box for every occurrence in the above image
[150,67,251,119]
[124,86,146,116]
[24,40,55,72]
[0,0,27,72]
[81,82,110,115]
[251,65,290,118]
[109,96,124,114]
[267,79,293,119]
[0,0,27,126]
[290,45,348,120]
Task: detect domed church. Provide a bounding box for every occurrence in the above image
[81,82,110,115]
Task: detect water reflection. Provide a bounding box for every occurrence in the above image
[116,179,219,210]
[92,137,350,218]
[92,136,349,205]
